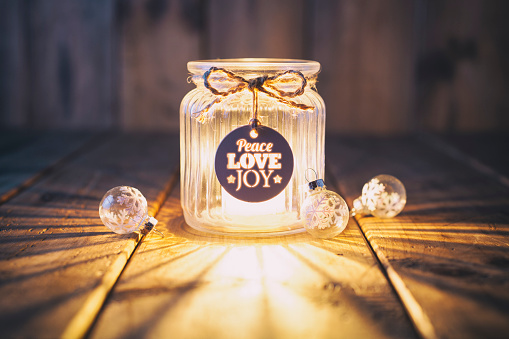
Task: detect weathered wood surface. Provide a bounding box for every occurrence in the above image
[414,0,509,133]
[119,0,201,131]
[327,136,509,338]
[207,0,305,59]
[312,0,415,134]
[25,0,116,128]
[0,1,28,127]
[442,133,509,178]
[3,0,509,134]
[1,132,509,338]
[0,131,95,204]
[0,133,178,338]
[90,182,417,339]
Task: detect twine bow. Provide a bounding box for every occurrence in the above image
[193,67,315,123]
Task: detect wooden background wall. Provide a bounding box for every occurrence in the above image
[1,0,508,134]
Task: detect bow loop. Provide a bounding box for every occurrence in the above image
[194,67,314,123]
[204,67,247,96]
[264,71,307,98]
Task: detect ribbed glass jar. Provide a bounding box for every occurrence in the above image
[180,59,325,236]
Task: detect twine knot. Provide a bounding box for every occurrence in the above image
[248,76,268,91]
[193,67,315,123]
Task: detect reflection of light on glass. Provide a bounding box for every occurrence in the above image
[222,188,285,216]
[352,175,406,218]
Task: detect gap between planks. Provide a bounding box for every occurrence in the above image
[325,165,437,339]
[88,177,417,338]
[0,132,107,206]
[60,133,497,339]
[61,167,180,339]
[327,134,509,339]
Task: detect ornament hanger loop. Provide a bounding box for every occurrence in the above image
[249,118,260,138]
[305,168,318,183]
[151,228,165,238]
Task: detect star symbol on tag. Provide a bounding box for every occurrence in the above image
[273,175,282,184]
[227,174,236,184]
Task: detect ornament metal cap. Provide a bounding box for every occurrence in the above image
[308,179,325,190]
[139,216,163,236]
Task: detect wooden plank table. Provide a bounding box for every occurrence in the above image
[0,131,508,339]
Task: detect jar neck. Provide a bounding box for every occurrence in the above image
[187,59,320,90]
[189,71,318,90]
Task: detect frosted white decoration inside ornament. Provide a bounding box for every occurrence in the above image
[99,186,158,235]
[353,174,406,218]
[301,179,350,239]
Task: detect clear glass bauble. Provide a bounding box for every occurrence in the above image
[354,174,406,218]
[301,186,349,239]
[99,186,149,234]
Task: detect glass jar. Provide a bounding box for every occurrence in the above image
[180,59,325,236]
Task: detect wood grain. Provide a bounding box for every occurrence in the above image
[0,0,28,127]
[119,0,201,131]
[0,131,95,204]
[441,133,509,178]
[0,133,178,338]
[326,136,509,338]
[25,0,116,128]
[312,0,416,134]
[90,181,417,339]
[2,1,509,134]
[415,0,509,133]
[207,0,305,59]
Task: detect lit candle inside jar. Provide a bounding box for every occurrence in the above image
[221,188,286,216]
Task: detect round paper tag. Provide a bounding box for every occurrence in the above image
[215,125,294,203]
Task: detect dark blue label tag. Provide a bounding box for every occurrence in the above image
[215,125,294,203]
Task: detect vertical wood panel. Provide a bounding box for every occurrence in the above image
[27,0,115,128]
[415,0,509,132]
[207,0,305,58]
[2,0,509,134]
[119,0,202,131]
[0,0,28,127]
[312,0,416,134]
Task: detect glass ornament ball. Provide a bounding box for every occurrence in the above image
[301,180,350,239]
[99,186,157,235]
[354,174,407,218]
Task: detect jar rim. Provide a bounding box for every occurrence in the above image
[188,58,320,77]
